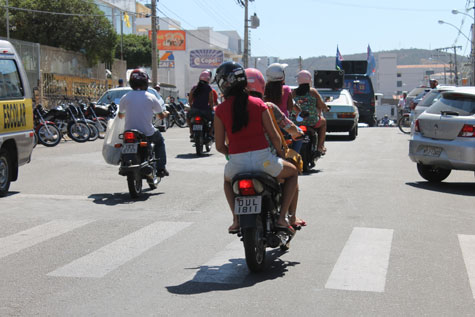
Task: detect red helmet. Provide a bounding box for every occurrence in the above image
[245,68,265,96]
[129,69,149,90]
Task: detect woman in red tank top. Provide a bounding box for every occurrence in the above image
[214,62,298,234]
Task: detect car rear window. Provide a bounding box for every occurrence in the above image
[319,91,349,105]
[417,91,440,107]
[427,94,475,116]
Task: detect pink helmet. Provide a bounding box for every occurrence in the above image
[199,70,211,83]
[245,68,265,96]
[297,70,312,85]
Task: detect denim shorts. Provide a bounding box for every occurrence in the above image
[224,147,284,181]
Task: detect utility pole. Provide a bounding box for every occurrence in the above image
[6,0,9,39]
[436,46,462,85]
[151,0,158,86]
[299,56,302,71]
[243,0,249,68]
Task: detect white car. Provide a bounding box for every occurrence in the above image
[409,87,475,182]
[318,89,359,140]
[96,87,168,132]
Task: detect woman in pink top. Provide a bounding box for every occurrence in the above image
[264,63,299,116]
[214,62,298,234]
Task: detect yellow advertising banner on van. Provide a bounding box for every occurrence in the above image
[0,98,33,134]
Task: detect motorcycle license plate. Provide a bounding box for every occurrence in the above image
[193,124,203,131]
[122,143,138,154]
[234,196,262,215]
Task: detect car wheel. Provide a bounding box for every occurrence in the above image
[416,163,451,182]
[349,125,357,140]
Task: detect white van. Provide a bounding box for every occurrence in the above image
[0,40,35,196]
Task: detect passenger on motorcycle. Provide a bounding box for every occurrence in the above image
[213,62,299,234]
[292,70,329,156]
[264,63,300,117]
[246,68,306,227]
[118,69,169,177]
[187,70,215,137]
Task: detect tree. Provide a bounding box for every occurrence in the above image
[0,0,117,65]
[116,34,152,69]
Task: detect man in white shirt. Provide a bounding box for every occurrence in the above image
[118,69,169,177]
[397,92,407,121]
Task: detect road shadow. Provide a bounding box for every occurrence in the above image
[166,250,300,295]
[88,191,164,205]
[176,153,212,159]
[301,169,322,176]
[3,191,20,197]
[406,182,475,197]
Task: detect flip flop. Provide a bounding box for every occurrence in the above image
[228,227,240,234]
[295,219,307,227]
[276,224,296,234]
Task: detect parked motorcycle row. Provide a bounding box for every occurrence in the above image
[33,101,117,147]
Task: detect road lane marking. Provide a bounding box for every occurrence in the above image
[0,220,93,260]
[48,221,192,278]
[458,234,475,299]
[191,240,247,284]
[325,227,394,292]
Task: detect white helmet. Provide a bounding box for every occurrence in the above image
[266,63,288,82]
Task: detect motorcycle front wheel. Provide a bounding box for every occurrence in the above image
[68,122,90,143]
[243,224,266,272]
[175,114,187,128]
[37,124,61,147]
[96,119,107,139]
[127,172,142,198]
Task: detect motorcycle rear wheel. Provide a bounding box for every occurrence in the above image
[242,225,266,272]
[127,172,142,198]
[194,135,203,156]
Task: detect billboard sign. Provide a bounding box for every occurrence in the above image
[149,30,186,50]
[159,51,175,68]
[190,49,223,68]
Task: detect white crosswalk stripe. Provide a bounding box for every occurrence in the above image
[325,227,394,292]
[0,220,94,260]
[191,240,247,284]
[458,234,475,299]
[47,221,192,278]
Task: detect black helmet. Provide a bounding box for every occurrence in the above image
[214,61,247,97]
[129,69,149,90]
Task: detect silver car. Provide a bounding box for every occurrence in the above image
[413,85,456,119]
[409,87,475,182]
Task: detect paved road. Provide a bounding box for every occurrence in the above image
[1,126,475,316]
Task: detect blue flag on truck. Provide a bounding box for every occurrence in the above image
[336,46,343,71]
[366,44,376,76]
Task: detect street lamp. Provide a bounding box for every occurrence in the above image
[438,20,471,42]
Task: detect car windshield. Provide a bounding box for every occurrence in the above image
[97,88,160,105]
[344,78,371,94]
[97,89,131,105]
[417,90,441,107]
[427,94,475,116]
[407,87,427,97]
[318,91,349,105]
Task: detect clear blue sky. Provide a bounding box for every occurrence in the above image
[144,0,474,59]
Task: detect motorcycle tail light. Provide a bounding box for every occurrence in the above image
[139,142,148,147]
[194,116,202,123]
[238,179,256,196]
[414,119,420,132]
[299,125,308,133]
[458,124,475,137]
[114,144,122,148]
[370,98,375,107]
[124,131,136,143]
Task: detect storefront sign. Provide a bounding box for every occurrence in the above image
[149,30,186,50]
[159,51,175,68]
[190,49,223,68]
